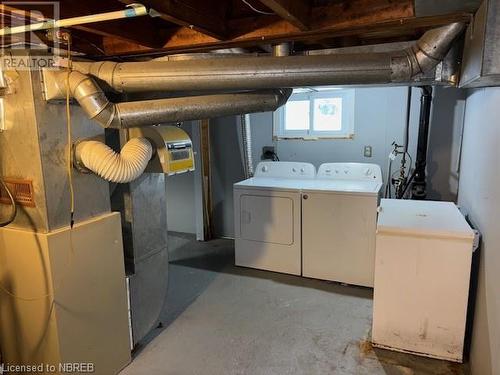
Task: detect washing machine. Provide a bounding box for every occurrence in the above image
[301,163,382,287]
[233,161,316,275]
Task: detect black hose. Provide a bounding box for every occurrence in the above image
[400,169,417,199]
[0,178,17,227]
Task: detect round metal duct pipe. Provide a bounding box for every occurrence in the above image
[72,23,465,93]
[58,70,291,129]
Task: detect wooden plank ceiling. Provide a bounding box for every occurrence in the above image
[0,0,471,60]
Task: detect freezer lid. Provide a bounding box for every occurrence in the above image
[377,199,475,240]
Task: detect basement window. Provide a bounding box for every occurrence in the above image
[273,87,355,139]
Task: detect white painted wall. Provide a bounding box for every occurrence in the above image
[425,86,467,201]
[209,116,245,237]
[458,87,500,375]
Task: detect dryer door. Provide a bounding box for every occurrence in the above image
[240,194,294,245]
[234,188,301,275]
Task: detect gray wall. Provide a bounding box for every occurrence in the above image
[210,116,245,237]
[458,87,500,375]
[210,86,466,238]
[165,122,197,234]
[414,86,467,201]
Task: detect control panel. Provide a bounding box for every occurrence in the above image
[317,163,382,183]
[254,161,316,179]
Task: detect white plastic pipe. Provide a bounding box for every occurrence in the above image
[0,4,147,37]
[75,137,152,183]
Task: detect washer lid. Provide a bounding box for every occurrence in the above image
[302,179,382,195]
[377,199,475,240]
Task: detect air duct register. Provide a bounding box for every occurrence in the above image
[129,126,195,175]
[460,0,500,88]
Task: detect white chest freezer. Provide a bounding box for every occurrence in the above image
[301,163,382,287]
[372,199,476,362]
[233,161,316,275]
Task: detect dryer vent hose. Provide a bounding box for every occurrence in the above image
[75,137,153,183]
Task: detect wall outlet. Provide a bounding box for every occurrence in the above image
[364,145,372,158]
[262,146,276,160]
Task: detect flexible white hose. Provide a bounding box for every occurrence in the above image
[76,137,153,183]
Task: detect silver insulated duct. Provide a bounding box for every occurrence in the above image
[71,22,465,94]
[54,70,291,129]
[46,22,465,130]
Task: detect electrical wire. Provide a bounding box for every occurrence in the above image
[70,33,107,56]
[241,0,275,15]
[0,179,52,300]
[0,178,17,227]
[384,157,392,198]
[66,39,75,228]
[404,152,413,177]
[0,283,51,301]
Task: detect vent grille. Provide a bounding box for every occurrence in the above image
[0,178,35,207]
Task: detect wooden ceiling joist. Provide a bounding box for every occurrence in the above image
[2,0,475,59]
[122,0,228,40]
[102,11,470,58]
[102,0,416,56]
[256,0,310,30]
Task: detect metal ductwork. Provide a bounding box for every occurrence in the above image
[71,22,464,93]
[44,22,464,130]
[57,71,291,129]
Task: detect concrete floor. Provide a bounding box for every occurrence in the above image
[120,233,469,375]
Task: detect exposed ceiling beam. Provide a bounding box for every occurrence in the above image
[121,0,227,40]
[101,12,470,58]
[100,0,415,56]
[256,0,310,30]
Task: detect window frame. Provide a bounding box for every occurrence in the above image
[273,88,355,140]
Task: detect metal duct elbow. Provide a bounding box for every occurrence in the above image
[64,71,116,127]
[411,22,465,74]
[391,22,465,82]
